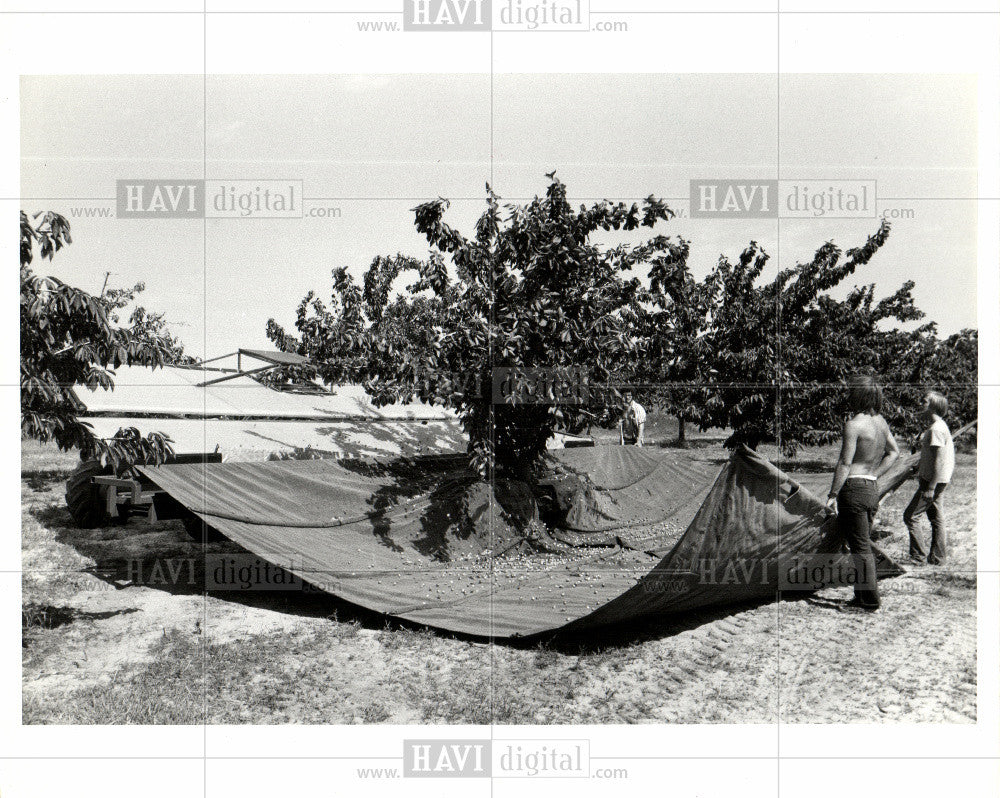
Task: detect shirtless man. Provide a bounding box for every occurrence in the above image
[825,374,900,611]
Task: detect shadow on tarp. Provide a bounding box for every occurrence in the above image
[334,455,533,561]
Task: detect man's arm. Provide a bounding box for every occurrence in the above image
[637,421,645,447]
[921,446,939,498]
[827,420,858,511]
[873,425,900,479]
[619,417,624,445]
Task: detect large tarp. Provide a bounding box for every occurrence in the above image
[140,445,906,638]
[540,446,718,547]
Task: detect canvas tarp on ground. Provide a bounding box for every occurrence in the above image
[540,446,719,547]
[140,445,905,638]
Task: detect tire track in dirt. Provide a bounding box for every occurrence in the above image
[566,565,978,724]
[630,601,781,722]
[773,574,977,722]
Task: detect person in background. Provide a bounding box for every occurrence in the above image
[619,390,646,447]
[826,374,900,611]
[904,391,954,565]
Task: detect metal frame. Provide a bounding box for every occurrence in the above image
[93,475,162,520]
[191,348,311,388]
[90,451,223,523]
[195,363,281,387]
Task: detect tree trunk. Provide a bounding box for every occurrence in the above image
[676,414,686,446]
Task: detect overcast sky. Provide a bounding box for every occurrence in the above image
[20,73,977,361]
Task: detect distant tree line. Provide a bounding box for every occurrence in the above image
[636,220,977,452]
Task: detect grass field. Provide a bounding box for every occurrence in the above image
[21,428,977,725]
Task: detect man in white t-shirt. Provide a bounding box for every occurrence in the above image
[904,391,955,565]
[619,390,646,446]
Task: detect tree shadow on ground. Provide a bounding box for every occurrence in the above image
[336,454,483,561]
[31,503,78,528]
[22,605,140,649]
[654,435,729,451]
[336,454,533,562]
[23,604,140,631]
[776,457,836,474]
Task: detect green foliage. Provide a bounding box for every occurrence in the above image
[20,210,179,467]
[21,209,72,265]
[635,236,718,442]
[269,176,677,477]
[882,328,978,443]
[103,284,195,366]
[691,223,906,452]
[269,178,978,469]
[610,218,976,455]
[688,241,775,448]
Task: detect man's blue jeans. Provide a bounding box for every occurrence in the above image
[837,478,880,609]
[904,479,947,564]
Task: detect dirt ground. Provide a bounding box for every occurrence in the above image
[21,437,977,724]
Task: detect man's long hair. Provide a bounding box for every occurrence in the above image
[847,373,884,415]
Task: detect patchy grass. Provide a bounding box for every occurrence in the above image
[21,440,82,475]
[24,629,203,725]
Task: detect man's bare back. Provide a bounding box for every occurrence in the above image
[826,376,900,611]
[845,413,893,477]
[826,411,899,513]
